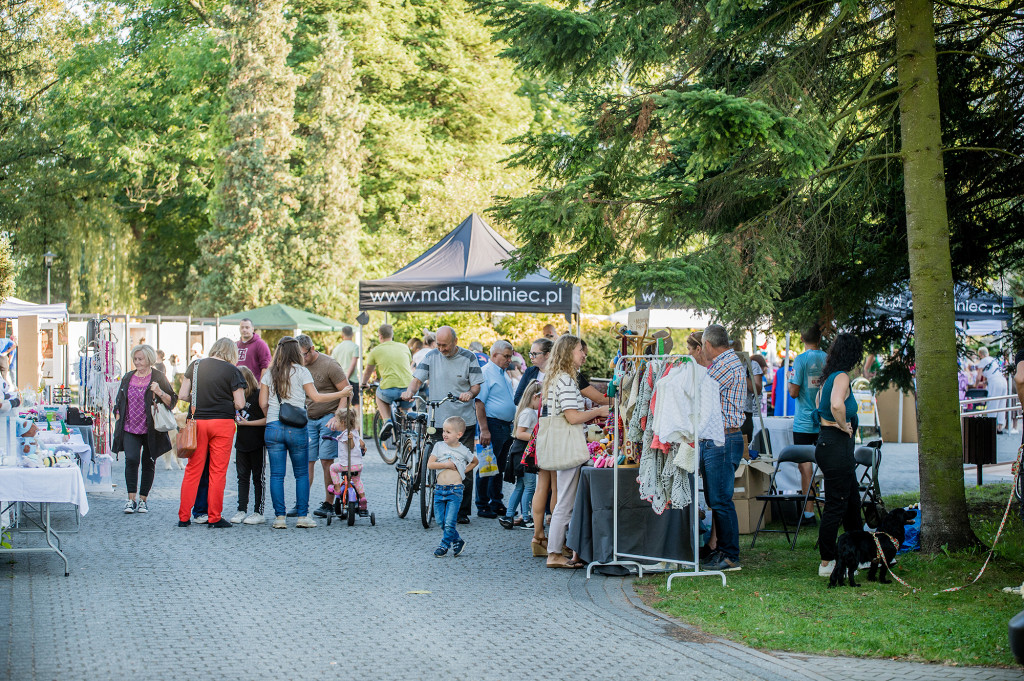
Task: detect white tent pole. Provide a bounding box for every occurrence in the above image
[782,332,791,417]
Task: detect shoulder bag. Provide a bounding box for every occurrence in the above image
[535,381,589,471]
[149,373,177,433]
[174,361,199,457]
[277,368,308,428]
[151,400,177,433]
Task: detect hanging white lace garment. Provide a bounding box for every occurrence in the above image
[639,360,726,514]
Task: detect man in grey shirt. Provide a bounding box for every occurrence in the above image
[402,326,482,522]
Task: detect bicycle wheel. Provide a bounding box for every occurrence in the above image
[419,441,437,529]
[373,412,399,465]
[347,500,356,526]
[395,441,415,518]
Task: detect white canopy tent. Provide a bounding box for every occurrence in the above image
[0,297,69,389]
[0,297,68,320]
[609,306,714,329]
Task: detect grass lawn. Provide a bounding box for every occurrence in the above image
[637,484,1024,667]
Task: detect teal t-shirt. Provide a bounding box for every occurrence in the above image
[790,349,827,433]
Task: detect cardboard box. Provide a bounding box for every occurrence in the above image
[732,459,773,499]
[875,387,918,443]
[735,498,770,535]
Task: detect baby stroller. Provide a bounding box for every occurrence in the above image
[321,431,375,527]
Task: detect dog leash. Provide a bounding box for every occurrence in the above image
[875,443,1023,594]
[934,442,1024,593]
[869,532,919,590]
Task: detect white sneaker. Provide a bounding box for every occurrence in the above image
[123,499,136,514]
[272,515,287,529]
[136,500,148,513]
[818,560,835,577]
[229,510,247,524]
[295,515,317,528]
[243,513,266,525]
[193,514,209,524]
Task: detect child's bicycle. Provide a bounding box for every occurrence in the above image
[321,432,376,527]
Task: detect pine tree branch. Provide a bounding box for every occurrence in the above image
[935,50,1020,67]
[942,146,1024,160]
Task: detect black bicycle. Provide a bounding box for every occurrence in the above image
[364,382,399,465]
[393,392,461,528]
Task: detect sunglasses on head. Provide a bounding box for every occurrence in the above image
[278,337,298,346]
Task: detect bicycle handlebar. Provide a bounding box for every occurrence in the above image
[411,392,462,409]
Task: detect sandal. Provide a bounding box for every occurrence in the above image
[531,537,548,557]
[546,557,585,569]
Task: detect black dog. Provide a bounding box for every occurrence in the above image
[828,508,918,588]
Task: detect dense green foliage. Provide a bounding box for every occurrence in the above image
[1,0,551,317]
[476,0,1024,365]
[475,0,1023,550]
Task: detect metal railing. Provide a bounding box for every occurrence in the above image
[960,392,1021,418]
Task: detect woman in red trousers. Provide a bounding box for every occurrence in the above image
[177,337,246,528]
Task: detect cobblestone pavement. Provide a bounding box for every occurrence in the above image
[3,453,1021,681]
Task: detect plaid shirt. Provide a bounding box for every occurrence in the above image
[707,349,746,429]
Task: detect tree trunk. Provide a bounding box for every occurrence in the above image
[896,0,978,551]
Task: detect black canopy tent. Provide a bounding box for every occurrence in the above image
[356,215,582,408]
[359,213,581,318]
[871,283,1013,323]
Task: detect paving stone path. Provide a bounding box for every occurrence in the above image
[3,453,1020,681]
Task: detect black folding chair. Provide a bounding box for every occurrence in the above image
[750,444,823,549]
[854,439,885,525]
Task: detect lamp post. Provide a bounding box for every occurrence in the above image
[43,251,55,304]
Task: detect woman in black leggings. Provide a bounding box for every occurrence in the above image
[113,344,178,514]
[814,333,864,577]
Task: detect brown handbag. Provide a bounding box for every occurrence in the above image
[175,360,200,458]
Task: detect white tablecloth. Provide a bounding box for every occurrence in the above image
[0,466,89,515]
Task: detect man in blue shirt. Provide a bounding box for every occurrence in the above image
[788,325,827,523]
[473,340,516,518]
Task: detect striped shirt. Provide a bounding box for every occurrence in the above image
[707,349,746,429]
[548,372,583,415]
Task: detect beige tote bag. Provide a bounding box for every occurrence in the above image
[536,383,589,471]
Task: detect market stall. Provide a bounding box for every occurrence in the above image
[0,466,89,576]
[0,403,95,575]
[0,296,70,391]
[357,212,582,439]
[579,342,727,587]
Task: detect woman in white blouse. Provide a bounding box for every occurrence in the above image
[260,337,351,529]
[541,334,609,568]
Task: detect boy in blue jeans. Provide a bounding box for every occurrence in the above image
[427,416,478,557]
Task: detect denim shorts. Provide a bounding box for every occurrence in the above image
[376,386,408,405]
[307,414,339,462]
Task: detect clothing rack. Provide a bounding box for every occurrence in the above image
[586,353,727,588]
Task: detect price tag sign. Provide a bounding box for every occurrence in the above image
[627,309,649,336]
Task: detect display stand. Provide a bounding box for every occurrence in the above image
[76,318,117,486]
[585,354,727,588]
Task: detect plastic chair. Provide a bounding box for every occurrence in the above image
[750,444,822,549]
[854,439,884,523]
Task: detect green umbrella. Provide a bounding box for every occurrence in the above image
[220,304,352,332]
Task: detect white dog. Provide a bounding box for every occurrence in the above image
[160,412,189,470]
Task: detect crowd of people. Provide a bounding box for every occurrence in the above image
[108,316,1024,577]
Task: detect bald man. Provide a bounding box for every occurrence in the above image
[403,326,483,523]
